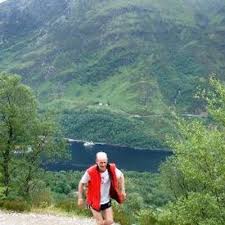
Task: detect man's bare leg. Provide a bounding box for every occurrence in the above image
[90,207,114,225]
[102,207,114,225]
[90,207,104,225]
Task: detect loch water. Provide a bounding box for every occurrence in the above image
[45,141,172,172]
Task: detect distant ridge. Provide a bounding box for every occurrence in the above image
[0,0,225,148]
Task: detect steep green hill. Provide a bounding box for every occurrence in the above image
[0,0,225,148]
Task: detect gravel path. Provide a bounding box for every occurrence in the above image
[0,210,96,225]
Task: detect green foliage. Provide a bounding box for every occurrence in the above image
[159,77,225,224]
[1,1,225,222]
[0,73,68,199]
[28,179,53,208]
[167,193,225,225]
[137,209,158,225]
[60,108,165,148]
[125,171,173,208]
[1,0,225,148]
[55,197,91,217]
[125,192,144,212]
[0,172,5,199]
[203,75,225,125]
[113,204,133,225]
[0,199,31,212]
[55,198,76,212]
[44,171,81,195]
[0,73,38,196]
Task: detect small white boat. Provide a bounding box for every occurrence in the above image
[83,141,95,147]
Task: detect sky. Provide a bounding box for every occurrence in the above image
[0,0,8,3]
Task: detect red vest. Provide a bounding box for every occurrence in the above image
[86,163,123,210]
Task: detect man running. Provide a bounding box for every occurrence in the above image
[77,151,126,225]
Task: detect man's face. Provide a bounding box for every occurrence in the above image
[96,157,108,172]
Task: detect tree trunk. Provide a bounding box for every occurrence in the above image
[2,122,13,197]
[24,166,32,195]
[3,148,10,197]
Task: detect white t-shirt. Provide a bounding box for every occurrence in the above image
[80,167,122,204]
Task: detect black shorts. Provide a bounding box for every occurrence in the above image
[89,200,112,211]
[100,200,112,211]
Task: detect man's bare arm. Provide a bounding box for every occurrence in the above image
[77,181,85,207]
[119,173,125,191]
[118,173,126,201]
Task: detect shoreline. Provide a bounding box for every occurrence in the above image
[65,138,172,152]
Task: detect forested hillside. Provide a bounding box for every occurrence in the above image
[0,0,225,148]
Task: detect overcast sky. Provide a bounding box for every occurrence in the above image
[0,0,8,3]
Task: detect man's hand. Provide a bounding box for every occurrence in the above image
[77,198,84,208]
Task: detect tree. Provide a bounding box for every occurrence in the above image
[15,115,68,197]
[0,73,38,196]
[160,76,225,225]
[0,73,68,198]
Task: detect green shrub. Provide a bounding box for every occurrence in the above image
[113,204,133,225]
[55,197,91,217]
[0,200,4,207]
[31,190,53,208]
[0,186,5,200]
[1,199,31,212]
[166,193,225,225]
[125,192,144,212]
[157,209,176,225]
[55,198,75,212]
[137,209,158,225]
[29,180,53,208]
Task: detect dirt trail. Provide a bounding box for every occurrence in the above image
[0,210,96,225]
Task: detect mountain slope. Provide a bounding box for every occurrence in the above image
[0,0,225,148]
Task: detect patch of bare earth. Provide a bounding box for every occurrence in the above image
[0,210,96,225]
